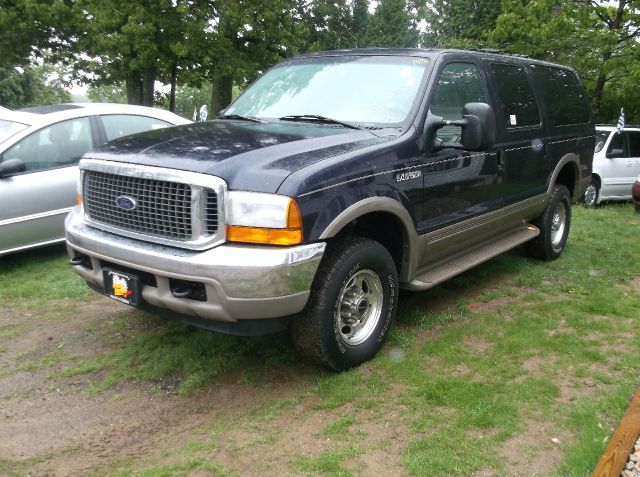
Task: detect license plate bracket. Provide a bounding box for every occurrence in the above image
[103,267,141,306]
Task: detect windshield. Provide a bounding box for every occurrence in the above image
[225,56,431,127]
[0,119,28,144]
[594,131,610,153]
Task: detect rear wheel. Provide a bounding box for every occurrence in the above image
[290,236,398,371]
[582,180,599,208]
[526,185,571,260]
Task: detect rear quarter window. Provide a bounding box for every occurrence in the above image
[490,63,540,128]
[533,67,591,126]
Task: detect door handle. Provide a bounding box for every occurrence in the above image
[497,150,506,175]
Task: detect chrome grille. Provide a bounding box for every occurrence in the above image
[205,190,218,235]
[84,170,193,240]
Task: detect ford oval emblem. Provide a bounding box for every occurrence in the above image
[115,196,137,210]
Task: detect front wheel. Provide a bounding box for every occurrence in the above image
[290,236,398,371]
[525,185,572,260]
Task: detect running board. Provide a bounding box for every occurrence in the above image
[404,223,539,291]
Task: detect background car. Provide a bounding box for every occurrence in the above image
[583,125,640,207]
[0,103,191,255]
[632,174,640,213]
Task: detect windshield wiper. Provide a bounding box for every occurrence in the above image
[279,114,363,130]
[218,114,267,123]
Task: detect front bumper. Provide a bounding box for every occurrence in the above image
[65,207,325,322]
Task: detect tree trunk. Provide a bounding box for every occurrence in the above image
[210,73,233,116]
[126,72,143,105]
[169,63,177,112]
[142,68,156,107]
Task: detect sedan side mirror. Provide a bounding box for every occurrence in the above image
[0,158,26,178]
[606,148,625,159]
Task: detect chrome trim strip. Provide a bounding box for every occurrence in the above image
[0,237,66,256]
[0,206,74,227]
[425,194,546,245]
[79,158,227,251]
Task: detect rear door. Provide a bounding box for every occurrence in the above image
[604,130,640,198]
[0,117,95,254]
[487,62,547,204]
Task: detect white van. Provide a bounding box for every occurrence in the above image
[583,125,640,206]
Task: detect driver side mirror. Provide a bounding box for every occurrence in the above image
[423,102,496,152]
[0,158,26,178]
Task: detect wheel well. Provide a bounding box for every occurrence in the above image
[334,212,405,275]
[555,163,577,198]
[591,174,601,188]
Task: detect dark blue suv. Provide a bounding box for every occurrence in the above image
[66,49,595,370]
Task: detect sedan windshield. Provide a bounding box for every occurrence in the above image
[225,56,431,127]
[0,119,28,144]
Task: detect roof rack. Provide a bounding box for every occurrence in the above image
[464,48,534,60]
[597,124,640,128]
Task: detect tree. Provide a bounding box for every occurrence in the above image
[87,82,127,104]
[0,64,71,109]
[0,0,75,70]
[489,0,640,122]
[422,0,502,47]
[366,0,420,48]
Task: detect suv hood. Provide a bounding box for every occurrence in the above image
[87,120,394,193]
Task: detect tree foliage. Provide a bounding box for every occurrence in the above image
[0,65,71,109]
[5,0,640,123]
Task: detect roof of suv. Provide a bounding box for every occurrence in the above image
[291,47,575,70]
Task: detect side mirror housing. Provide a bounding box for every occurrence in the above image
[459,102,496,151]
[606,148,625,159]
[422,102,496,153]
[0,158,26,178]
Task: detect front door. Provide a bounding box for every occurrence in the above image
[0,117,94,254]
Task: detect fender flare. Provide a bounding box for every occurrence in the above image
[318,196,422,281]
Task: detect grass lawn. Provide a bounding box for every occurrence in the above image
[0,203,639,476]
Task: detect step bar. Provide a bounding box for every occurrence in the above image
[404,223,540,291]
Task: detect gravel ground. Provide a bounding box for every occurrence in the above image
[621,436,640,477]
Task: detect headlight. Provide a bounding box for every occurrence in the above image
[226,191,303,245]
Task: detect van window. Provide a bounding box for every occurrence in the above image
[533,67,590,126]
[607,131,628,157]
[431,62,488,142]
[627,131,640,157]
[490,64,540,128]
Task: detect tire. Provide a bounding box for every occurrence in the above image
[290,236,398,371]
[582,180,599,208]
[525,185,572,260]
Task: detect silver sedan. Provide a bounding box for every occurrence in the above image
[0,103,191,255]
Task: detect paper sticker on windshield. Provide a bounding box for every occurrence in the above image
[510,115,517,126]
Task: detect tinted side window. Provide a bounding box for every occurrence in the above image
[101,115,171,142]
[490,64,540,127]
[607,131,628,157]
[3,117,93,172]
[627,131,640,157]
[533,67,590,126]
[431,63,488,142]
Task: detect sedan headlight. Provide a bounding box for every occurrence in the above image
[226,191,303,245]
